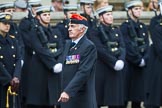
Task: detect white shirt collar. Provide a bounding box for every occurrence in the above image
[72,34,84,45]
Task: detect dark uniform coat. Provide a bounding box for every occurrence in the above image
[9,22,24,61]
[80,13,97,39]
[61,36,97,108]
[120,19,149,102]
[19,18,34,102]
[0,34,21,107]
[144,22,162,107]
[54,19,69,41]
[149,14,161,35]
[90,24,126,106]
[19,18,63,106]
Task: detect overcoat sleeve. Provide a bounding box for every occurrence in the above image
[0,62,12,86]
[13,39,22,79]
[120,23,142,65]
[151,24,162,61]
[90,31,117,69]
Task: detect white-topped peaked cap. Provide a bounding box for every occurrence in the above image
[35,6,53,15]
[0,2,14,10]
[96,5,113,16]
[0,12,12,22]
[80,0,94,4]
[28,0,42,6]
[14,0,27,9]
[125,0,143,10]
[63,4,78,11]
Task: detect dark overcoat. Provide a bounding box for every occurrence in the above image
[120,19,149,102]
[144,23,162,106]
[54,19,69,40]
[19,18,63,106]
[61,36,97,108]
[0,34,21,107]
[90,24,126,106]
[9,22,24,60]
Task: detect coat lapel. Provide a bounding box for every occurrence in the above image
[69,36,87,54]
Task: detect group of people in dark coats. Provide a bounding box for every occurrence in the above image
[1,0,162,108]
[0,0,97,108]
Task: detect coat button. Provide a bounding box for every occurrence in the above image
[13,64,16,67]
[111,48,115,52]
[115,34,118,37]
[54,35,57,38]
[11,46,14,49]
[33,51,36,55]
[13,54,16,58]
[140,25,143,28]
[0,55,3,59]
[143,33,145,36]
[0,46,1,50]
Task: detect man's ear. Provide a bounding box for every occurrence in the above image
[81,27,86,32]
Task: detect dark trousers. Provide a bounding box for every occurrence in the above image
[145,105,160,108]
[26,105,60,108]
[132,101,141,108]
[109,106,125,108]
[98,105,124,108]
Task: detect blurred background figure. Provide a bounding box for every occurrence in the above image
[27,0,42,16]
[0,12,21,108]
[0,2,15,14]
[14,0,28,12]
[54,4,78,40]
[144,1,162,108]
[51,0,63,12]
[93,0,109,10]
[79,0,97,39]
[80,0,94,17]
[120,0,150,108]
[146,0,159,11]
[149,0,162,33]
[91,5,126,108]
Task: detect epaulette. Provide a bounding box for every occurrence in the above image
[9,35,15,39]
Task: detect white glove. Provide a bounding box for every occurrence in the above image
[139,58,145,67]
[114,60,124,71]
[53,63,62,73]
[21,60,24,67]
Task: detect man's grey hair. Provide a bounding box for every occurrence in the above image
[79,24,88,35]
